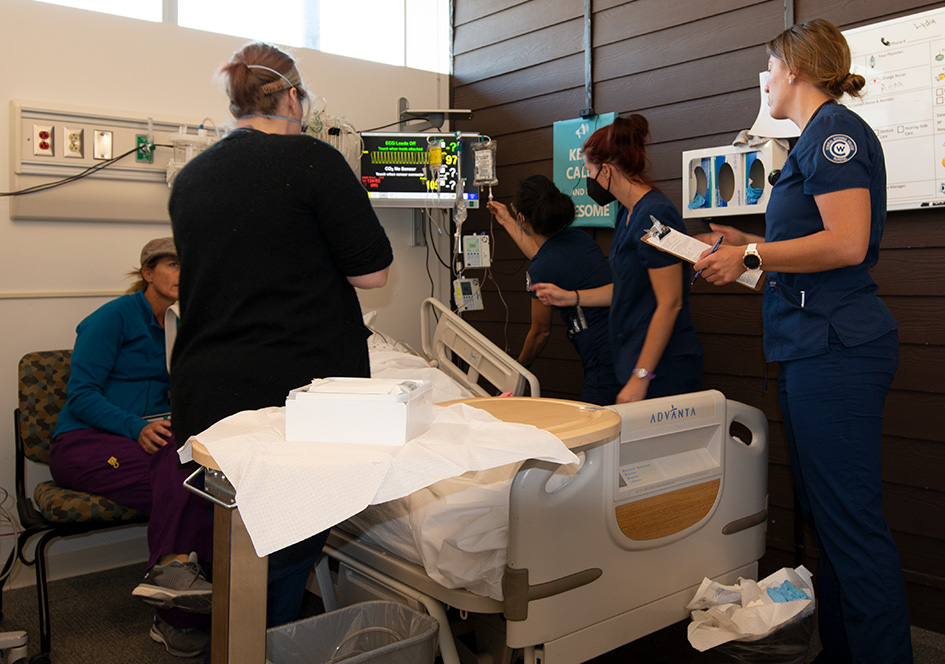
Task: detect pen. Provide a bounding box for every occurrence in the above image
[691,235,723,285]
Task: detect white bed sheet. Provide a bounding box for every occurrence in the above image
[367,328,475,405]
[342,463,518,600]
[357,323,581,601]
[361,328,512,599]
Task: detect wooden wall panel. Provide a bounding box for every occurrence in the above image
[594,47,767,117]
[452,0,945,633]
[454,2,580,55]
[594,0,771,47]
[454,55,584,110]
[594,3,782,81]
[453,18,582,85]
[453,0,528,26]
[795,0,939,27]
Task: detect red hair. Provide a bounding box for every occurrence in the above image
[219,42,308,119]
[582,114,654,187]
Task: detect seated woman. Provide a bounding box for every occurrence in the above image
[488,175,620,405]
[49,237,213,658]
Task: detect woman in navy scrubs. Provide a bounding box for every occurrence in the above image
[531,115,703,403]
[488,175,620,405]
[694,19,912,664]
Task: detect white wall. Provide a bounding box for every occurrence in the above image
[0,0,450,585]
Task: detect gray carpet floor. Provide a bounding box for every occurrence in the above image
[2,563,944,663]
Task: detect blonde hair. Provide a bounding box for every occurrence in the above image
[767,19,865,99]
[126,257,160,294]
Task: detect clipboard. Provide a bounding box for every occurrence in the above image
[642,216,762,290]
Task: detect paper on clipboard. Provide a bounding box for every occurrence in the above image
[642,218,762,289]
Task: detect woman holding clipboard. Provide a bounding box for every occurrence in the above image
[693,19,911,664]
[531,115,703,403]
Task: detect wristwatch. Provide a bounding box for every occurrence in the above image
[633,367,655,380]
[743,243,763,271]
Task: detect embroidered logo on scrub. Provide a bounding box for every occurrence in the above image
[108,456,120,468]
[822,134,857,164]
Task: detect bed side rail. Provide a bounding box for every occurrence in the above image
[420,297,540,397]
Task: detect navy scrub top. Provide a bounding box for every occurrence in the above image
[527,227,614,372]
[608,190,703,383]
[763,101,898,362]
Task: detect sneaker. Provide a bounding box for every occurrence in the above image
[132,552,212,613]
[150,615,210,658]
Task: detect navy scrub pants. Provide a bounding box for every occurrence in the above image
[778,330,912,664]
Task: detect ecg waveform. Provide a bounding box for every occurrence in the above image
[369,149,427,165]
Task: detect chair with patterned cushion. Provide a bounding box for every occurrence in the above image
[0,350,148,663]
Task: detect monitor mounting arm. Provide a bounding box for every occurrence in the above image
[398,97,473,132]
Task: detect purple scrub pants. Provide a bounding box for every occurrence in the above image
[49,427,213,628]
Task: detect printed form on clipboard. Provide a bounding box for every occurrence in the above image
[642,216,762,290]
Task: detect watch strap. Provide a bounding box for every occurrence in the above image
[743,243,762,271]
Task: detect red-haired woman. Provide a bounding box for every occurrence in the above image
[531,115,702,402]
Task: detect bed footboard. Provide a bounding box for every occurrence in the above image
[504,390,768,660]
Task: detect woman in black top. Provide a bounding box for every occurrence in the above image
[168,41,392,629]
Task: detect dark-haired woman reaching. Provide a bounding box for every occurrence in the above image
[488,175,619,405]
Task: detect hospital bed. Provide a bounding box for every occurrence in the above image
[316,302,770,664]
[366,297,539,401]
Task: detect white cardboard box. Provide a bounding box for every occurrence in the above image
[285,377,433,445]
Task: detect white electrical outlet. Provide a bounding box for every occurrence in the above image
[63,127,84,158]
[32,124,54,156]
[93,130,113,160]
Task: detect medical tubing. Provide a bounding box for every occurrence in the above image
[426,211,451,270]
[422,220,436,298]
[1,144,154,197]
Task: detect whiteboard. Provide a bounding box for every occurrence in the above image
[842,7,945,211]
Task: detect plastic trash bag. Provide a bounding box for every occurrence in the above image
[686,566,815,657]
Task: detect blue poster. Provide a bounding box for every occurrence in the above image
[553,113,617,228]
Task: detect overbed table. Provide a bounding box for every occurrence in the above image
[189,397,621,663]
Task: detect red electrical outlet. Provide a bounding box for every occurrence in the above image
[33,124,54,156]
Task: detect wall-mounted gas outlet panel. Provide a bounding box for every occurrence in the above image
[10,99,217,223]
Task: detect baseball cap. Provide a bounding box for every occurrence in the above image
[140,237,178,266]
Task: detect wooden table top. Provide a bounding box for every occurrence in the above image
[191,396,621,469]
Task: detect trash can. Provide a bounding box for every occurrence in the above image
[266,601,439,664]
[687,566,816,664]
[713,611,816,664]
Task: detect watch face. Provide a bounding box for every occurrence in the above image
[744,253,761,270]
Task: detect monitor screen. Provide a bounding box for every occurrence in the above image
[360,132,481,208]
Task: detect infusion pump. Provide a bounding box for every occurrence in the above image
[453,277,484,312]
[462,234,491,269]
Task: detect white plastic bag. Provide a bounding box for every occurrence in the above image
[687,566,815,652]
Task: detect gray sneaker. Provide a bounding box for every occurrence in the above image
[132,552,212,613]
[150,615,210,658]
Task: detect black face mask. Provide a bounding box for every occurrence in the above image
[587,171,616,206]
